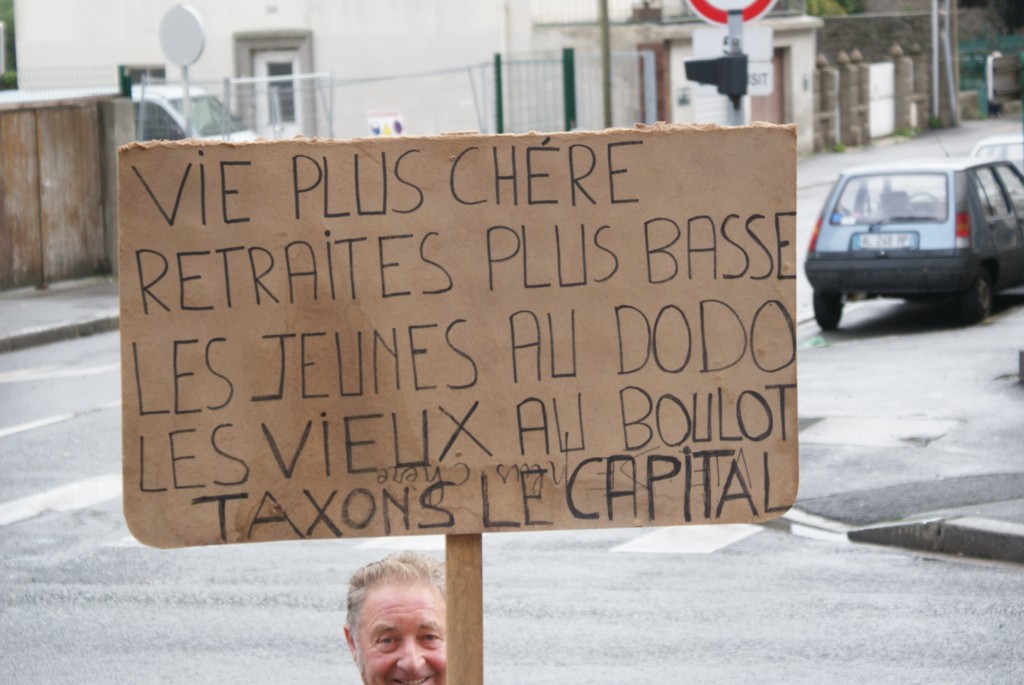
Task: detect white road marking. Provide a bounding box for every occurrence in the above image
[0,362,120,384]
[611,524,762,554]
[0,400,121,439]
[799,416,957,448]
[0,473,122,526]
[0,413,76,439]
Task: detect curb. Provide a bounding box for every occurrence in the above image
[847,516,1024,565]
[0,316,120,354]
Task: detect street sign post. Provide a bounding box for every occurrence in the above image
[693,26,774,98]
[693,26,773,62]
[684,0,778,125]
[686,0,779,25]
[159,4,205,134]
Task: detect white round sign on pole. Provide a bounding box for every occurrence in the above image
[160,4,205,68]
[159,4,205,137]
[686,0,779,25]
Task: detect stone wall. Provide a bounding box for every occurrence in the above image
[859,2,1007,42]
[813,42,932,153]
[815,10,966,138]
[819,12,933,65]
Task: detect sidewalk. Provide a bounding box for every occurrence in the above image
[0,276,120,353]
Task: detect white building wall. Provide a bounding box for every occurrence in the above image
[14,0,820,152]
[778,16,823,156]
[15,0,514,84]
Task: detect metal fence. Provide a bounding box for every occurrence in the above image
[327,65,495,138]
[574,50,657,130]
[437,49,656,135]
[133,51,654,142]
[10,51,656,143]
[959,36,1024,116]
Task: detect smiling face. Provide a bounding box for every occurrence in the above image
[345,582,447,685]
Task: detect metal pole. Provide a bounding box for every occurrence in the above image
[727,10,744,126]
[328,76,335,138]
[940,0,958,125]
[222,77,231,139]
[494,53,505,134]
[182,65,193,137]
[137,77,148,140]
[931,0,939,120]
[562,47,577,131]
[118,65,132,98]
[599,0,612,129]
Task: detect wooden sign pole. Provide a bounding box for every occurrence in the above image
[446,533,484,684]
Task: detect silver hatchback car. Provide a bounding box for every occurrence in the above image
[805,158,1024,330]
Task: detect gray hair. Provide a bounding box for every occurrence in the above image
[345,551,445,636]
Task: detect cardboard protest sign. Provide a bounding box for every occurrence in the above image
[118,123,799,548]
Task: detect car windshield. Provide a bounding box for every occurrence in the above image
[830,173,948,226]
[169,95,249,135]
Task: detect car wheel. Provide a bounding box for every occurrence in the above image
[959,268,993,325]
[813,291,844,331]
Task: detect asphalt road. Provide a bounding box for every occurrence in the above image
[3,293,1023,683]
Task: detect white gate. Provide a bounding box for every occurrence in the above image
[869,62,895,139]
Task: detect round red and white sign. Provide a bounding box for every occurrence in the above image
[686,0,779,25]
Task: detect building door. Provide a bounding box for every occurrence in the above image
[253,50,303,138]
[750,48,787,124]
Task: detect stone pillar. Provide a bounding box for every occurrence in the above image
[837,51,859,147]
[891,43,914,132]
[852,49,872,145]
[817,53,839,152]
[99,97,136,277]
[909,42,929,129]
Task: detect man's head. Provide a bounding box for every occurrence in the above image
[345,551,446,685]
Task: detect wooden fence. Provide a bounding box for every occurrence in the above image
[0,97,131,290]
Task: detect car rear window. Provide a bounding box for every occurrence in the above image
[830,173,948,226]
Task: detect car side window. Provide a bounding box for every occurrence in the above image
[993,165,1024,219]
[973,167,1011,220]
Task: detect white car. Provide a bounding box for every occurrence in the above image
[971,132,1023,173]
[132,84,259,142]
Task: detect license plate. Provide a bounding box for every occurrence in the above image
[858,233,914,249]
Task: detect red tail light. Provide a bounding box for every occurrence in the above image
[808,215,823,253]
[955,212,971,249]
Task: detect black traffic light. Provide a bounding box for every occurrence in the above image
[685,53,748,108]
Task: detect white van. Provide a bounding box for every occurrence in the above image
[132,84,259,142]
